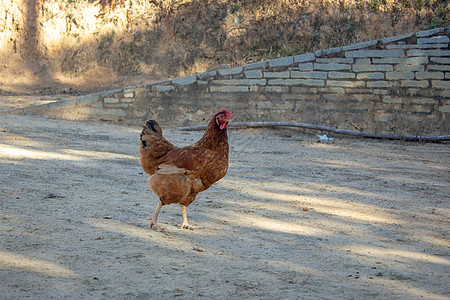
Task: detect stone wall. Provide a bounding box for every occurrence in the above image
[11,27,450,136]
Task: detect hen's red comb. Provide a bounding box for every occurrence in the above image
[220,109,232,118]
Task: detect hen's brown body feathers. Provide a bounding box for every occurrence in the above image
[139,110,231,230]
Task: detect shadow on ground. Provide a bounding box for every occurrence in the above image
[0,113,448,299]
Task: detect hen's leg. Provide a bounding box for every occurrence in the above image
[180,204,203,230]
[147,200,163,231]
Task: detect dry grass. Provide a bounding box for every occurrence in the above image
[0,0,448,94]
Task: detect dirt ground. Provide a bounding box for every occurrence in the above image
[0,100,449,299]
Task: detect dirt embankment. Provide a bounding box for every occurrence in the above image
[0,0,448,95]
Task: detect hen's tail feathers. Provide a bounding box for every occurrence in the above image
[139,119,176,175]
[140,120,161,148]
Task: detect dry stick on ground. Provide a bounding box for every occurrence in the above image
[178,122,450,143]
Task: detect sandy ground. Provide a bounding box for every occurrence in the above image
[0,104,449,299]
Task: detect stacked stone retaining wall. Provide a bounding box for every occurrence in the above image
[10,27,450,136]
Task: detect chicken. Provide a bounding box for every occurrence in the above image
[139,109,231,230]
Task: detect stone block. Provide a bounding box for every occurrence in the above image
[343,40,378,51]
[268,79,324,86]
[372,57,428,64]
[244,61,269,70]
[124,92,134,98]
[319,87,345,94]
[291,71,328,79]
[76,95,99,106]
[99,89,123,98]
[218,67,243,76]
[395,65,424,72]
[197,70,217,79]
[366,81,395,88]
[417,36,449,44]
[373,89,388,95]
[401,80,429,88]
[316,58,354,63]
[210,86,249,92]
[387,43,448,49]
[269,56,294,68]
[439,106,450,113]
[357,72,384,80]
[315,47,342,57]
[430,57,450,64]
[148,80,171,87]
[386,72,414,80]
[412,98,435,104]
[381,33,414,44]
[123,89,134,94]
[298,63,314,71]
[440,90,450,98]
[416,72,444,80]
[383,96,403,104]
[327,80,364,87]
[356,58,371,64]
[353,64,393,72]
[328,72,356,79]
[154,85,174,92]
[314,63,351,71]
[411,105,432,113]
[416,28,444,37]
[264,71,290,78]
[172,75,197,85]
[378,114,391,121]
[245,70,263,79]
[104,103,128,109]
[407,50,450,57]
[427,65,450,71]
[345,49,405,58]
[212,79,266,85]
[348,88,374,94]
[104,97,119,104]
[432,80,450,89]
[294,53,315,63]
[121,98,133,103]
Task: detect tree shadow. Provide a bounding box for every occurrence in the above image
[0,116,448,298]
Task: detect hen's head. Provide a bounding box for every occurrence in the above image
[215,109,232,130]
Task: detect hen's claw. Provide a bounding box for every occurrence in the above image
[147,217,163,231]
[181,224,204,230]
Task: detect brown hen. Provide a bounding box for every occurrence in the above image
[139,109,231,230]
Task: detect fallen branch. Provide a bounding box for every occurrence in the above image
[178,121,450,142]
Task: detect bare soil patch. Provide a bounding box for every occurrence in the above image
[0,111,449,299]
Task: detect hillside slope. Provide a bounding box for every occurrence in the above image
[0,0,448,95]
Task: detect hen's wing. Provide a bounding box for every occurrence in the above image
[139,120,176,175]
[158,146,229,190]
[149,146,227,207]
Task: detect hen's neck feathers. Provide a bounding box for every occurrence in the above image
[194,115,229,155]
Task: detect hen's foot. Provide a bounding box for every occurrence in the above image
[146,217,163,231]
[181,224,204,230]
